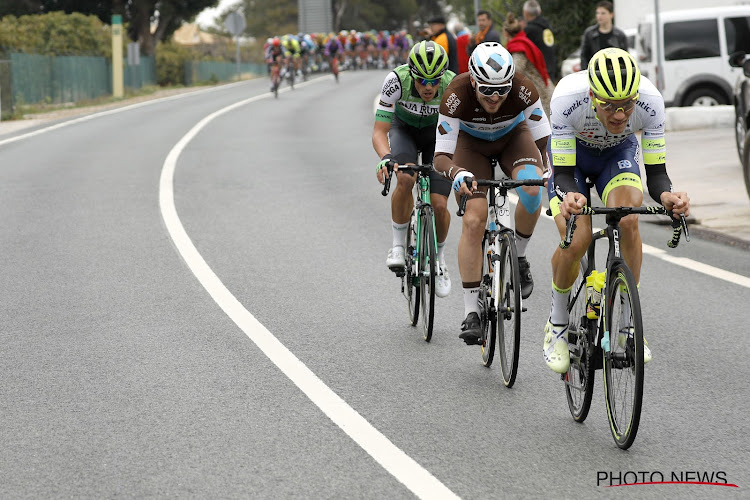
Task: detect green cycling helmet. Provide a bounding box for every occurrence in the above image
[588,47,640,100]
[408,41,448,80]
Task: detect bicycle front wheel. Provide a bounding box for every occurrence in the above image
[494,232,521,387]
[602,262,644,450]
[406,210,419,327]
[565,258,596,422]
[419,207,436,342]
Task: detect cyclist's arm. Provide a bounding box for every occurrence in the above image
[522,96,551,170]
[373,72,401,159]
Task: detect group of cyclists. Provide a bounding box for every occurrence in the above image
[373,39,690,374]
[263,30,419,90]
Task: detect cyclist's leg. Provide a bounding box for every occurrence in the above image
[498,123,545,298]
[453,134,492,342]
[596,137,644,283]
[386,118,419,269]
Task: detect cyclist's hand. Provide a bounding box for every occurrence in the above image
[376,159,395,184]
[661,191,690,218]
[452,171,477,197]
[560,192,587,219]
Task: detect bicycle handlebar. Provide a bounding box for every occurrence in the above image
[456,177,546,216]
[380,161,434,197]
[559,205,690,249]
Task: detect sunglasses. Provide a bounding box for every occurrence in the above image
[476,82,512,97]
[593,93,639,113]
[415,76,440,86]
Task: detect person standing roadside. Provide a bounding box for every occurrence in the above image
[522,0,558,80]
[427,16,459,75]
[579,1,628,70]
[468,10,502,54]
[454,22,471,74]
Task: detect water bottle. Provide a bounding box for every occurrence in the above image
[602,330,611,352]
[586,270,606,319]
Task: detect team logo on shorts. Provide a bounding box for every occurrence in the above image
[618,160,632,169]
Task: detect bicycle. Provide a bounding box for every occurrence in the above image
[270,60,282,98]
[456,174,546,387]
[557,204,689,449]
[381,162,439,341]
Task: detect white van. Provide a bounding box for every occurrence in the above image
[637,6,750,106]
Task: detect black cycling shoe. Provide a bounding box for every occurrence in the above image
[518,256,534,299]
[459,312,483,345]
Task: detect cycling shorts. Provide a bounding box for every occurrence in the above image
[388,115,451,197]
[546,135,643,217]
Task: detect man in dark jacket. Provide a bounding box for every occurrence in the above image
[467,10,501,54]
[428,16,459,75]
[579,0,628,69]
[523,0,558,80]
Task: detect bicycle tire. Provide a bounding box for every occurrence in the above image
[419,207,436,342]
[602,262,644,450]
[494,232,521,387]
[481,231,495,366]
[565,258,596,422]
[406,211,419,326]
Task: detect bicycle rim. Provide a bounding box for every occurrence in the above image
[565,259,596,422]
[406,211,419,326]
[495,233,520,387]
[419,209,436,342]
[602,262,644,449]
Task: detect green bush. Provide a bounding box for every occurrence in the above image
[0,11,111,56]
[156,41,191,86]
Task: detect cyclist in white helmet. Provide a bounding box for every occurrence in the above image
[433,41,550,345]
[542,47,690,373]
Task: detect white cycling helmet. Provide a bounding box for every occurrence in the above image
[468,42,515,85]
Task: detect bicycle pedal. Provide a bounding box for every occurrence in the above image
[521,306,528,312]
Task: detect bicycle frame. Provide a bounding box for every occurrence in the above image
[412,173,439,282]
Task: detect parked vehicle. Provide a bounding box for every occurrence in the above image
[637,6,750,106]
[729,51,750,199]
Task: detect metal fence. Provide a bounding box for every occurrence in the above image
[184,60,266,85]
[8,52,157,107]
[0,60,12,118]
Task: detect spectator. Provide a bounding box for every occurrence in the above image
[522,0,558,80]
[468,10,501,54]
[454,22,471,74]
[503,12,554,116]
[579,0,628,70]
[427,15,459,75]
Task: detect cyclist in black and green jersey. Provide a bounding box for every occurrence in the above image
[373,41,456,298]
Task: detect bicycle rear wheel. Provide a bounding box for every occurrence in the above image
[405,210,419,326]
[494,232,521,387]
[565,258,596,422]
[419,207,436,342]
[603,262,644,450]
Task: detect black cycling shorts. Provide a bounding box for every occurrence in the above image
[388,115,451,197]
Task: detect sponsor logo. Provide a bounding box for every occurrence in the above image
[384,84,399,98]
[519,85,532,105]
[438,121,453,135]
[636,99,658,117]
[401,101,437,116]
[543,28,555,47]
[529,108,543,121]
[445,93,461,115]
[617,160,632,169]
[472,117,487,122]
[552,124,566,130]
[563,98,586,118]
[378,100,393,108]
[512,157,539,167]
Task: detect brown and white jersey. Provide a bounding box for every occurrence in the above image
[434,71,551,155]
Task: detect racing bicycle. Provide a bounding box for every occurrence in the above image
[457,174,546,387]
[557,205,688,449]
[381,162,439,341]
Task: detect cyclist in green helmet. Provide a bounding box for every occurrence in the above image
[373,40,456,297]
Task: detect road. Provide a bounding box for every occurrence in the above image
[0,72,747,498]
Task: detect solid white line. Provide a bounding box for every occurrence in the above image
[159,78,460,500]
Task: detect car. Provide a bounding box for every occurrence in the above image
[729,51,750,199]
[560,28,637,78]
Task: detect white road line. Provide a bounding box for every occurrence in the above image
[159,80,460,500]
[539,208,750,288]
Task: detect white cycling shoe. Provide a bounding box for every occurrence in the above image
[386,246,405,271]
[435,264,451,298]
[543,319,570,374]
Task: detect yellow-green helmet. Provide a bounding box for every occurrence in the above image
[408,41,448,79]
[588,47,640,100]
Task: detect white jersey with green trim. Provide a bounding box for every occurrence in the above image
[549,71,666,165]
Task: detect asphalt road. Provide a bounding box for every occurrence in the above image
[0,72,748,499]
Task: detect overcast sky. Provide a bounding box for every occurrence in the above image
[194,0,242,28]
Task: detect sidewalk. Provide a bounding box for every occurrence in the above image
[1,96,749,250]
